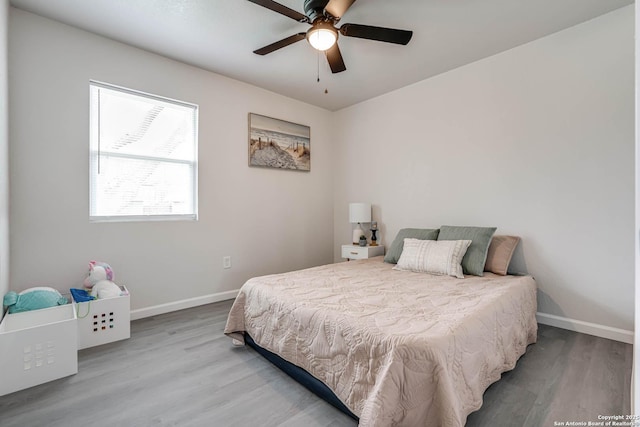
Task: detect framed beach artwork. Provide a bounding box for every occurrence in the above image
[248,113,310,172]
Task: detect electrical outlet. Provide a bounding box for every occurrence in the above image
[223,256,231,269]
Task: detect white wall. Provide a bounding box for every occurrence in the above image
[334,6,634,333]
[633,0,639,414]
[8,8,334,312]
[0,0,8,317]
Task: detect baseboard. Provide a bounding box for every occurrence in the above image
[130,289,239,321]
[536,312,633,344]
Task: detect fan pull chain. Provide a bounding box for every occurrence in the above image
[316,51,328,94]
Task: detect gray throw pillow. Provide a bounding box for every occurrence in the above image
[384,228,440,264]
[437,225,497,276]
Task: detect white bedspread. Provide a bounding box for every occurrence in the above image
[225,257,537,426]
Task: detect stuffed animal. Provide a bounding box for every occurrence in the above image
[83,261,122,299]
[83,261,114,289]
[90,281,122,299]
[3,287,68,314]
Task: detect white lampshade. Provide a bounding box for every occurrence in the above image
[349,203,371,224]
[306,23,338,51]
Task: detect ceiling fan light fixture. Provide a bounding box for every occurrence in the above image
[306,22,337,51]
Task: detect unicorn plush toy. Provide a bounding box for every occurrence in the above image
[83,261,121,299]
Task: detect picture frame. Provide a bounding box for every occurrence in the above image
[248,113,310,172]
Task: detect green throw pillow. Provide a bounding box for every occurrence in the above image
[384,228,440,264]
[437,225,497,276]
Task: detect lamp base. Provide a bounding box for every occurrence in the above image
[352,229,365,245]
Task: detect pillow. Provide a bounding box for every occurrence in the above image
[384,228,440,264]
[437,225,497,276]
[393,238,472,279]
[484,235,521,275]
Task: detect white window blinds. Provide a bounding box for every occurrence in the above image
[89,81,198,221]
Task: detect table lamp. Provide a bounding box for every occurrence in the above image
[349,202,371,245]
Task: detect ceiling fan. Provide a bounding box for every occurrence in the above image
[248,0,413,73]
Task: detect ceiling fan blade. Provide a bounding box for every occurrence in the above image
[339,23,413,45]
[247,0,309,23]
[324,0,356,20]
[325,43,346,73]
[254,33,306,55]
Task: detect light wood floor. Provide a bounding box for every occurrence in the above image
[0,300,632,427]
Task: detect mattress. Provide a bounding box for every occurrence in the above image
[224,257,537,426]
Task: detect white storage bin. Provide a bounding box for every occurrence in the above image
[74,285,130,350]
[0,304,78,396]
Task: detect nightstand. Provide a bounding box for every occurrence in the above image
[341,245,385,260]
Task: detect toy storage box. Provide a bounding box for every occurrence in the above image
[74,285,130,350]
[0,304,78,396]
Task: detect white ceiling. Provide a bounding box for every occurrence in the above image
[9,0,634,111]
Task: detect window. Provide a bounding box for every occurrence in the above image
[89,81,198,221]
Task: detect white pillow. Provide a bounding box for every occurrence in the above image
[393,238,472,279]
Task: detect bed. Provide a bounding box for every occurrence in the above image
[224,255,537,426]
